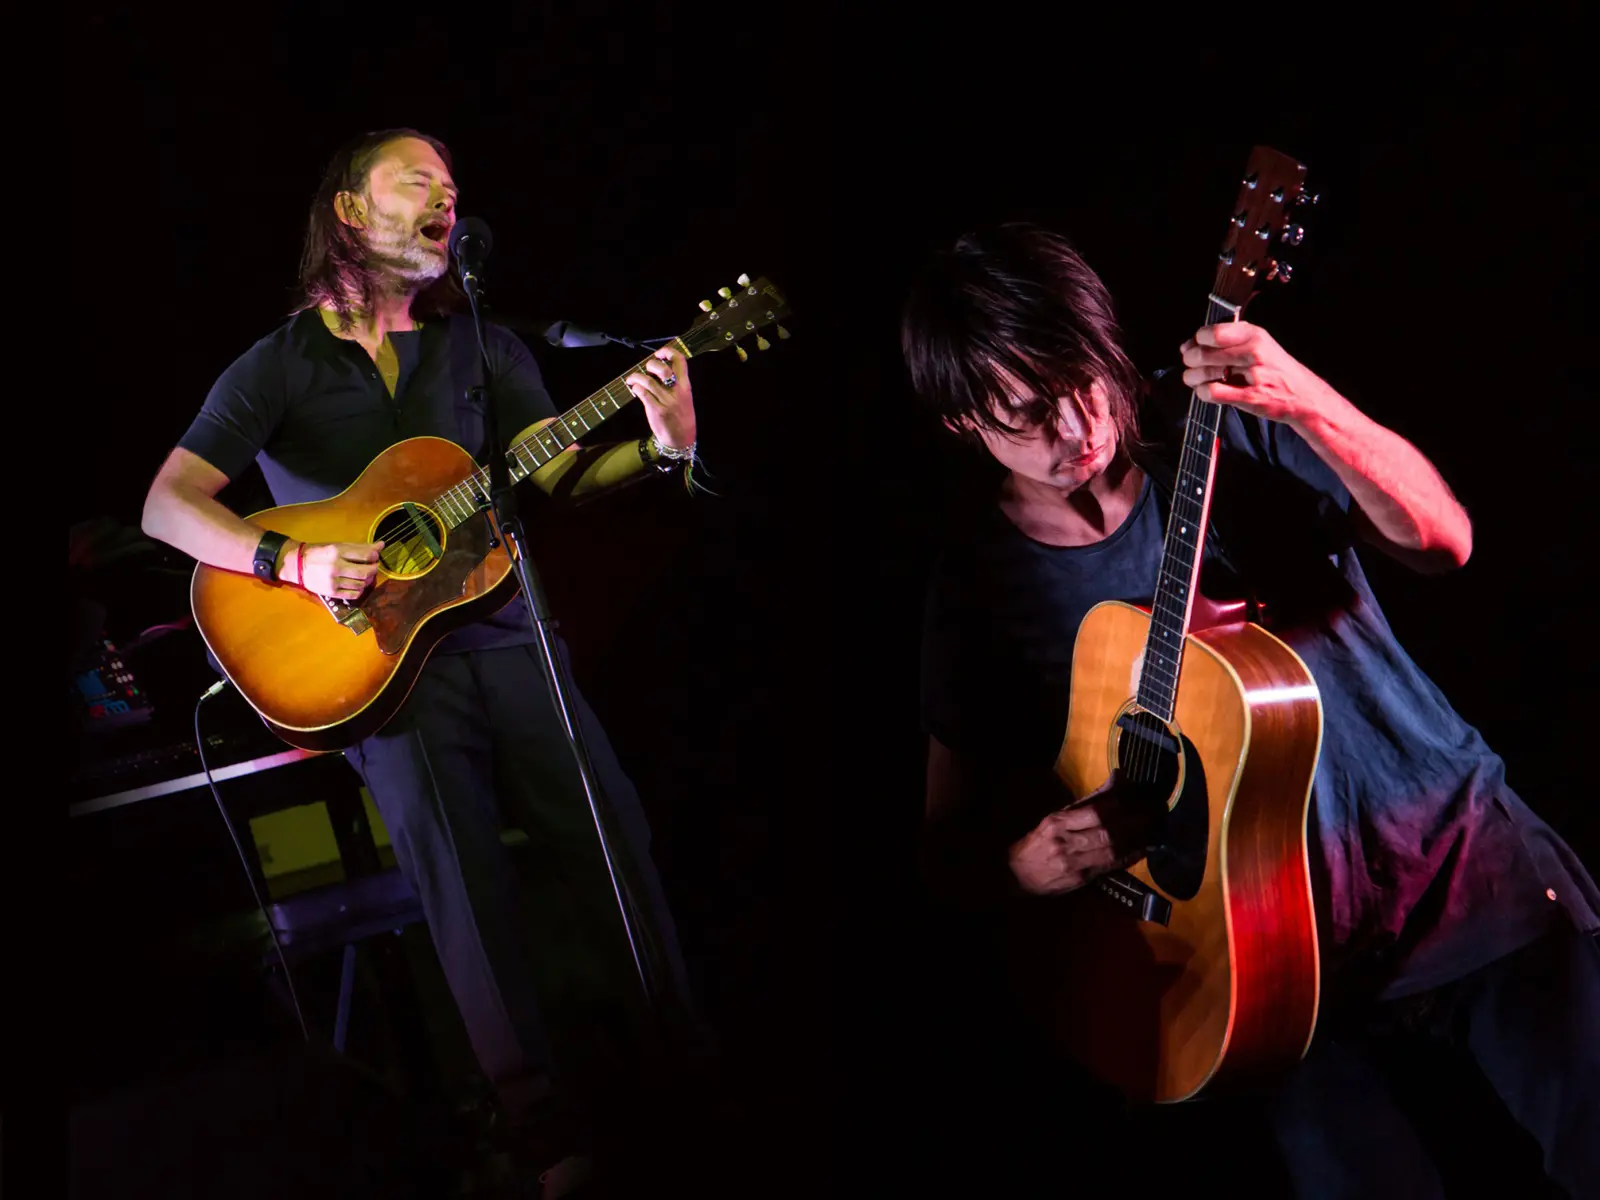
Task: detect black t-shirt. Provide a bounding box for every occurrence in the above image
[921,384,1599,1004]
[178,308,561,652]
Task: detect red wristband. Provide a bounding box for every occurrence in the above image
[296,541,307,587]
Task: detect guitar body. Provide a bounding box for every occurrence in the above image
[185,273,792,753]
[1010,598,1324,1103]
[1000,144,1326,1102]
[191,436,518,751]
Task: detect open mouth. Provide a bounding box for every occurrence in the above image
[419,221,450,247]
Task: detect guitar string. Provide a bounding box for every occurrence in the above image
[350,343,688,559]
[1132,330,1199,785]
[361,295,767,554]
[1132,291,1222,786]
[349,373,641,557]
[1127,278,1233,788]
[316,282,781,582]
[354,284,782,556]
[428,349,664,539]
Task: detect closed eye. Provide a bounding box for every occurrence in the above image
[404,177,457,199]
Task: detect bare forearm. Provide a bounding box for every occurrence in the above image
[141,484,295,577]
[1290,391,1473,569]
[1181,322,1472,572]
[529,437,667,504]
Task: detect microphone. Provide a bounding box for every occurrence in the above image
[543,320,668,352]
[448,216,493,297]
[545,320,627,349]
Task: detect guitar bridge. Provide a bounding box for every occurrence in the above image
[1094,871,1172,926]
[320,596,371,636]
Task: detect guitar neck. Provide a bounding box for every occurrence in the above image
[1135,296,1239,720]
[436,336,688,527]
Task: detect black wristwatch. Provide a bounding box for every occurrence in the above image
[637,436,677,473]
[252,531,290,582]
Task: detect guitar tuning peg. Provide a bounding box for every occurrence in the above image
[776,324,790,339]
[718,286,733,299]
[735,344,748,362]
[756,334,770,351]
[698,299,713,312]
[737,273,750,287]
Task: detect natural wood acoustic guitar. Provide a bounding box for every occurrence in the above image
[1011,148,1324,1103]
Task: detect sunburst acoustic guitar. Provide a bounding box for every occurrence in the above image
[191,275,790,752]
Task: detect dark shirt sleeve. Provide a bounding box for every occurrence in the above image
[1267,418,1354,515]
[176,336,288,480]
[488,323,561,436]
[1219,405,1356,552]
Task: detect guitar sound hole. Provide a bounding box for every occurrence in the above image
[1115,711,1180,795]
[1113,712,1208,901]
[374,504,446,580]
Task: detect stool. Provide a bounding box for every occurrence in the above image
[262,868,436,1089]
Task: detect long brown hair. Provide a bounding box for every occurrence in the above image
[294,128,467,329]
[901,222,1144,452]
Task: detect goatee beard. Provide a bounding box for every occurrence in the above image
[363,215,447,287]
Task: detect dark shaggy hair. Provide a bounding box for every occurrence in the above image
[901,222,1144,452]
[294,128,467,329]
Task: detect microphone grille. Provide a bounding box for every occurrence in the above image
[449,216,493,258]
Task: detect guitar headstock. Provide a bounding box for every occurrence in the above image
[679,274,792,361]
[1213,146,1319,310]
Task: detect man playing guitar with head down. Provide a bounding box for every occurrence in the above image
[901,221,1598,1197]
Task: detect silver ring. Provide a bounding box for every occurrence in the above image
[663,373,677,387]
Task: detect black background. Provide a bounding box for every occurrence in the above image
[67,9,1593,1195]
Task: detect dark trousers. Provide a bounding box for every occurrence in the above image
[909,916,1598,1198]
[345,644,698,1129]
[1270,919,1600,1199]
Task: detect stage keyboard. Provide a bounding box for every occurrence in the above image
[69,725,325,817]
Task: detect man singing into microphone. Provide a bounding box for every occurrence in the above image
[142,129,704,1197]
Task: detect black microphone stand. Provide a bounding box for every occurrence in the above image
[458,259,673,1036]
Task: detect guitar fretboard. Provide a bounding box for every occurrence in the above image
[1136,297,1238,721]
[427,336,688,528]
